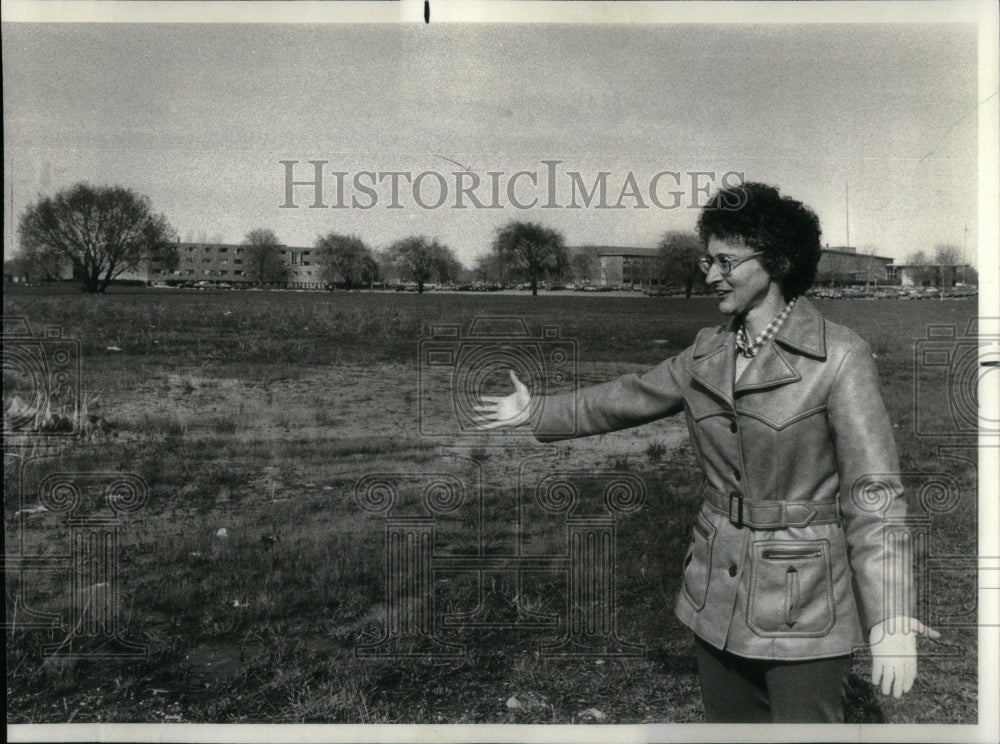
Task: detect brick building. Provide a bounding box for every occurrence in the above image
[593,246,665,288]
[150,242,324,288]
[590,244,898,289]
[815,246,894,286]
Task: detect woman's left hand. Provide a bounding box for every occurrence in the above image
[869,616,941,698]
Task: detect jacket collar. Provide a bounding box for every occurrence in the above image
[690,296,827,402]
[772,295,826,359]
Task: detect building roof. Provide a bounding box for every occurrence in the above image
[588,246,661,258]
[583,245,896,262]
[890,263,972,269]
[822,246,894,261]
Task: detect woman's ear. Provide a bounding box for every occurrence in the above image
[769,254,792,279]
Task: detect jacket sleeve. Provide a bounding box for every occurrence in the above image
[533,345,693,442]
[827,339,912,631]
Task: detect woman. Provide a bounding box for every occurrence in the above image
[476,182,938,723]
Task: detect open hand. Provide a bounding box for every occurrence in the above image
[472,370,531,429]
[869,616,940,698]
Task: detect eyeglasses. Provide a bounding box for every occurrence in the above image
[697,251,764,276]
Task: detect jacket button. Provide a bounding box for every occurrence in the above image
[729,421,738,433]
[728,565,738,577]
[733,470,741,481]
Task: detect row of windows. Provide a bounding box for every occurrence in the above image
[157,268,314,278]
[181,245,314,256]
[155,270,327,287]
[186,245,245,254]
[159,269,247,277]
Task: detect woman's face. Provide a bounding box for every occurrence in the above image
[704,237,777,317]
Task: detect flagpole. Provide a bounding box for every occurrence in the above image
[845,181,850,249]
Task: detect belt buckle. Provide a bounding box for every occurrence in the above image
[729,492,743,527]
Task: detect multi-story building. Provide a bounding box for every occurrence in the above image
[885,263,976,287]
[815,246,894,286]
[150,242,324,289]
[593,246,665,288]
[590,244,898,289]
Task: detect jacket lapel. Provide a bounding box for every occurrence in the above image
[733,296,827,393]
[733,342,800,392]
[690,326,736,407]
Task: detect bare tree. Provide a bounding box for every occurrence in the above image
[491,221,567,295]
[933,244,962,265]
[932,244,964,288]
[569,244,601,286]
[374,249,397,285]
[389,236,460,293]
[657,231,705,298]
[17,183,177,293]
[905,250,936,286]
[243,228,287,288]
[473,252,510,285]
[316,233,376,289]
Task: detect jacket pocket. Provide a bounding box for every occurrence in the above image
[747,539,834,637]
[681,515,716,611]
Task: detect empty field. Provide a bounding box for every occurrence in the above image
[3,288,980,723]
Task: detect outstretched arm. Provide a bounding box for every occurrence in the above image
[473,346,693,440]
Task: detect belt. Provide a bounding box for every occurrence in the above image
[703,486,840,530]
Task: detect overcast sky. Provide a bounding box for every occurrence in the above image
[2,19,982,267]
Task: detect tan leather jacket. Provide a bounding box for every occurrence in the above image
[534,297,909,659]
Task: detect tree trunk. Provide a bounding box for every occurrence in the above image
[84,269,100,294]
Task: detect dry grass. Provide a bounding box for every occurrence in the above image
[4,287,980,724]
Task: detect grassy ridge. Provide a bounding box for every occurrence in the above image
[4,289,979,723]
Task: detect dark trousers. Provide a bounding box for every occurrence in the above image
[694,635,852,723]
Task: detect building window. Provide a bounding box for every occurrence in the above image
[234,259,243,265]
[219,247,228,253]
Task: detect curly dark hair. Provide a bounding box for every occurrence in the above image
[696,181,822,300]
